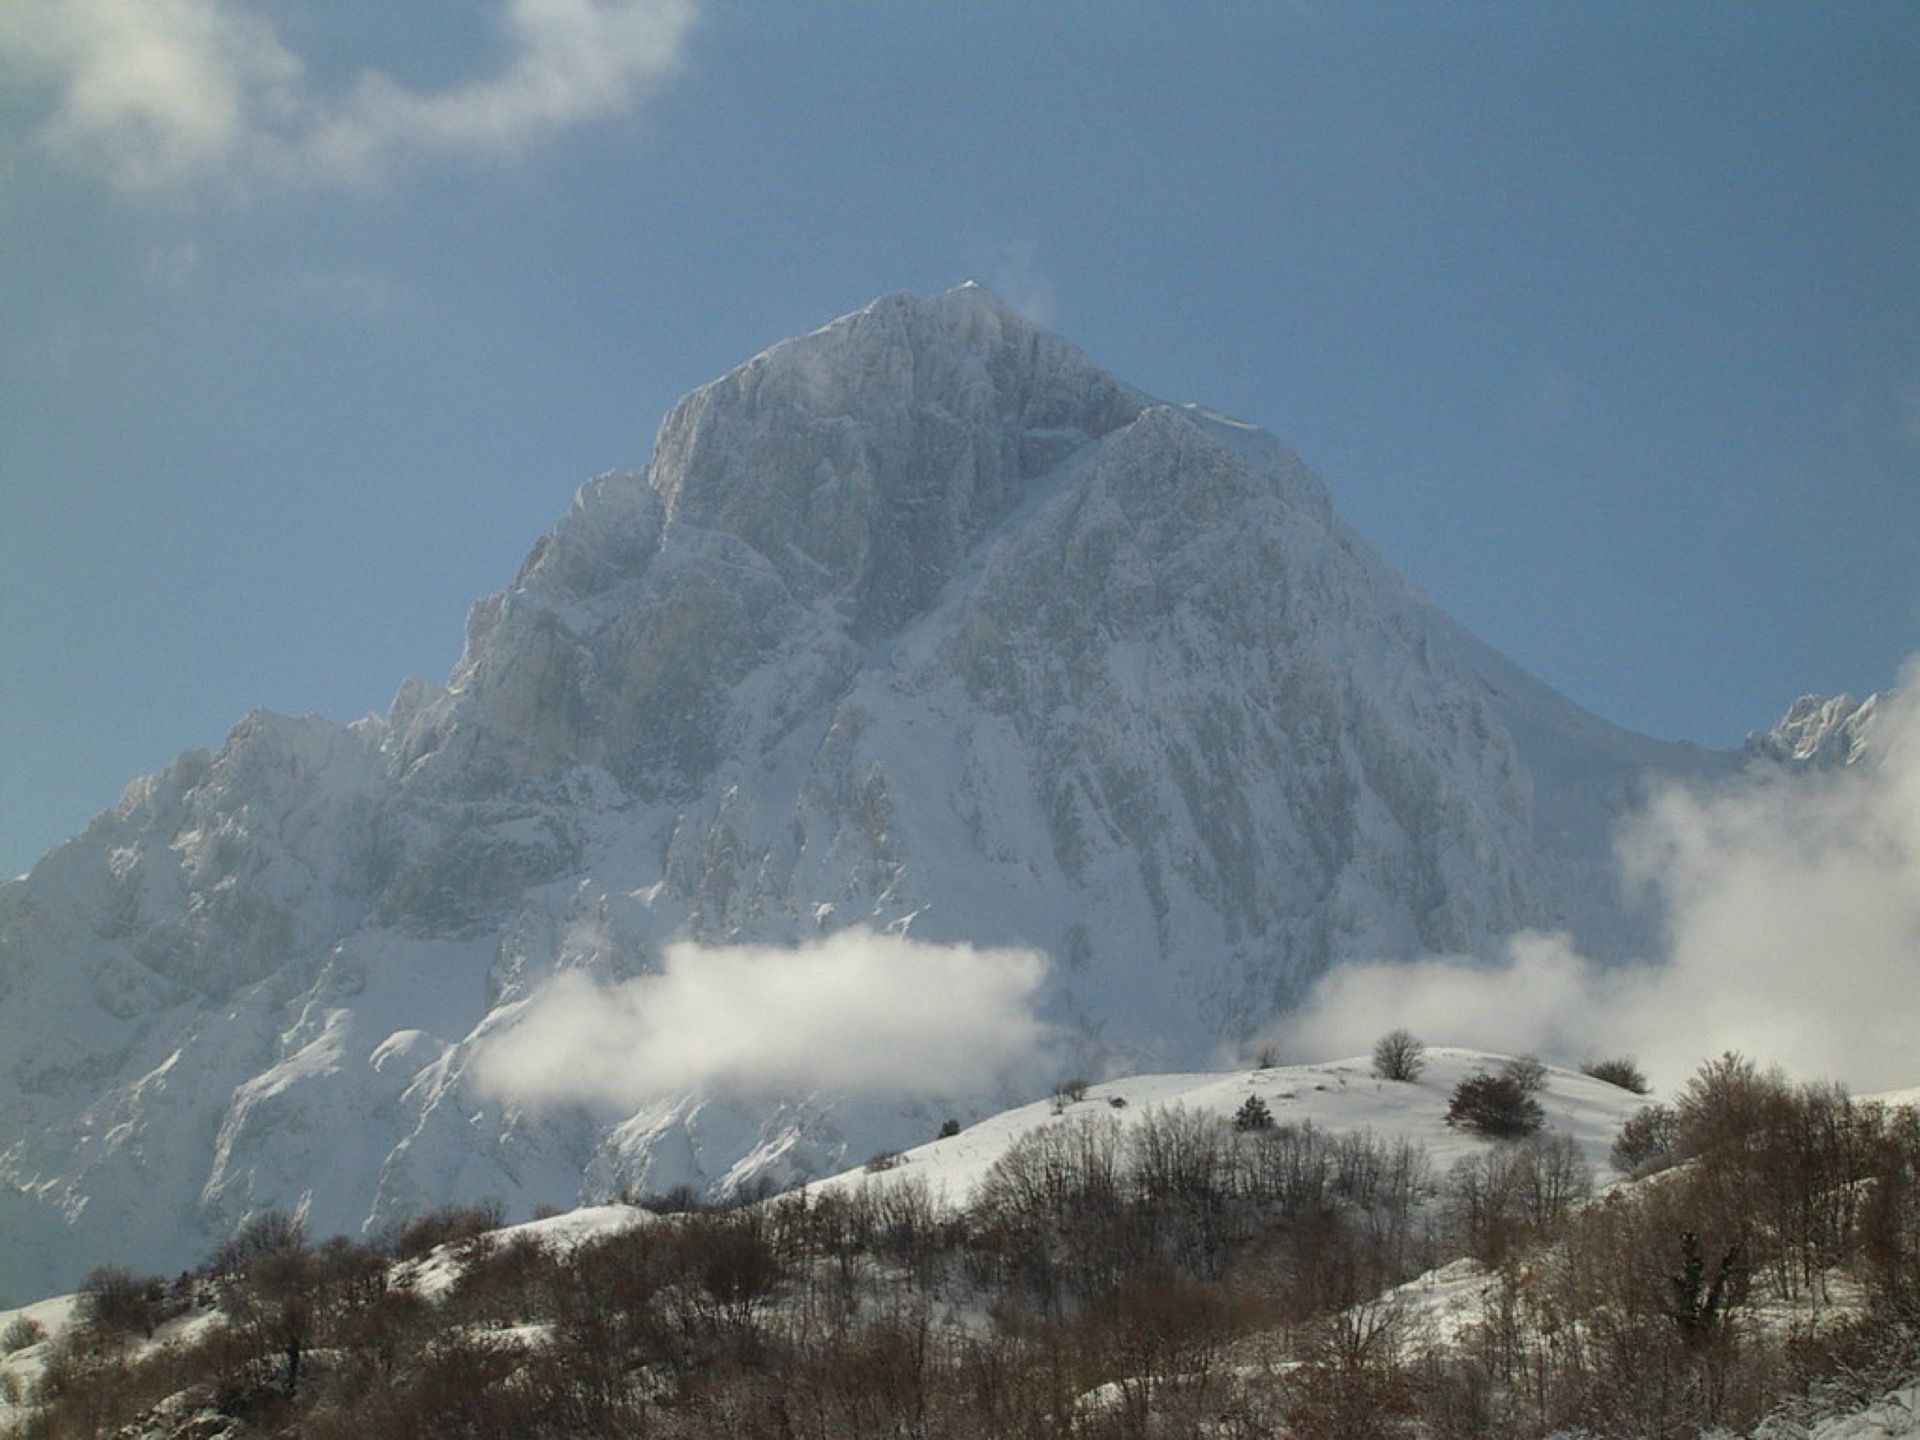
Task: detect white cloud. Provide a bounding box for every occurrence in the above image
[1270,657,1920,1094]
[0,0,698,196]
[1267,931,1632,1072]
[471,928,1057,1107]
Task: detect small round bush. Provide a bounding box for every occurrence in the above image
[1581,1057,1650,1094]
[1446,1072,1544,1139]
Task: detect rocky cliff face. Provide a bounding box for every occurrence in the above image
[0,285,1751,1301]
[1747,692,1881,767]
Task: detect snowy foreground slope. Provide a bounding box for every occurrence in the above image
[804,1047,1645,1210]
[6,1052,1915,1440]
[0,1048,1647,1428]
[0,285,1870,1303]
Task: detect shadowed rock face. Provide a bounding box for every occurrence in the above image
[0,286,1745,1303]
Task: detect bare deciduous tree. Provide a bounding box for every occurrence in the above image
[1371,1029,1426,1082]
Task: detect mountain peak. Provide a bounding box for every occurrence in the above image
[1748,691,1879,766]
[729,283,1088,410]
[857,278,1023,322]
[0,293,1741,1304]
[636,287,1148,634]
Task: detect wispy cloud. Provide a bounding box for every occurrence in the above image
[142,240,201,295]
[264,266,406,319]
[0,0,699,198]
[981,239,1058,327]
[1269,657,1920,1093]
[1508,365,1599,435]
[471,928,1057,1107]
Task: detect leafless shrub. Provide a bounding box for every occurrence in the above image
[1611,1102,1681,1174]
[385,1198,505,1261]
[78,1264,166,1341]
[1499,1053,1549,1097]
[1861,1102,1920,1322]
[1582,1056,1650,1093]
[1130,1104,1234,1209]
[1281,1300,1422,1439]
[677,1210,784,1337]
[442,1232,553,1328]
[209,1208,306,1276]
[632,1181,707,1214]
[1675,1050,1790,1159]
[1371,1029,1426,1083]
[1513,1132,1592,1228]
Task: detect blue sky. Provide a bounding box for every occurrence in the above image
[2,2,1915,877]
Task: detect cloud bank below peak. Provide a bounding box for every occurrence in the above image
[471,928,1058,1108]
[0,0,700,197]
[1269,656,1920,1095]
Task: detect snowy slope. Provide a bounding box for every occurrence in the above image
[0,285,1806,1303]
[804,1047,1649,1211]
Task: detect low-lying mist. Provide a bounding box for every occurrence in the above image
[1273,659,1920,1094]
[472,927,1055,1106]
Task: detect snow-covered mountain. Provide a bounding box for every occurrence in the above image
[1747,691,1881,767]
[0,284,1809,1303]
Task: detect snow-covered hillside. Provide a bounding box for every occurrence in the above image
[0,1046,1645,1432]
[806,1047,1647,1211]
[0,285,1847,1303]
[7,1043,1918,1440]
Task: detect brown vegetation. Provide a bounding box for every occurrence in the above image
[8,1053,1919,1440]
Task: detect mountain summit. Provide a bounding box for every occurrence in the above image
[1,287,1733,1300]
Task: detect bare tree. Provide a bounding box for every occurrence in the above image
[1501,1054,1549,1097]
[1371,1029,1427,1082]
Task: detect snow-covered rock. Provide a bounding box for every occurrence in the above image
[1748,692,1882,767]
[0,285,1777,1302]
